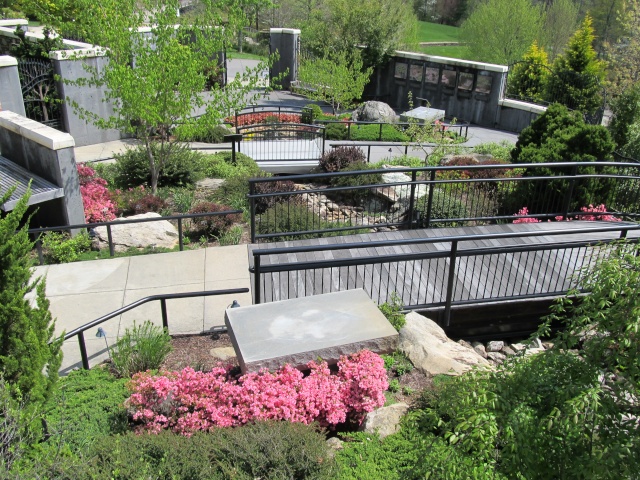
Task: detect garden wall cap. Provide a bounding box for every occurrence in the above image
[0,55,17,67]
[0,111,75,150]
[394,50,509,73]
[0,19,28,27]
[499,98,548,114]
[270,28,301,34]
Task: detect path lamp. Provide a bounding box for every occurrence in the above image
[96,327,110,355]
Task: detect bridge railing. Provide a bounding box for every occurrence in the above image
[248,162,640,242]
[235,123,326,163]
[250,224,640,327]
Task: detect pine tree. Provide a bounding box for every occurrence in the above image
[0,187,63,406]
[546,15,606,115]
[507,41,550,104]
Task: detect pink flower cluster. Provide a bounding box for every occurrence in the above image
[125,350,388,435]
[513,205,620,224]
[77,164,117,223]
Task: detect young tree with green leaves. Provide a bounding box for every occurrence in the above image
[507,41,550,104]
[459,0,545,65]
[545,15,606,115]
[605,0,640,96]
[0,188,63,407]
[34,0,269,194]
[298,50,373,114]
[541,0,580,60]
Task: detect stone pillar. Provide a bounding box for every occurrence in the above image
[50,48,122,147]
[0,56,26,116]
[0,110,85,228]
[269,28,300,90]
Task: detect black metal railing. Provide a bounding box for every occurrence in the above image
[314,119,469,141]
[248,162,640,242]
[17,57,65,131]
[232,105,312,127]
[235,123,326,163]
[250,224,640,326]
[62,288,249,369]
[29,210,242,265]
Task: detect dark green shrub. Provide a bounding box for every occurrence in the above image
[378,292,406,331]
[325,122,348,140]
[350,123,409,142]
[330,161,383,204]
[319,146,366,173]
[212,175,251,211]
[41,232,92,264]
[473,140,515,162]
[609,83,640,159]
[113,143,205,189]
[201,151,261,179]
[257,204,356,241]
[110,321,172,378]
[507,103,616,215]
[73,421,336,479]
[415,189,470,228]
[305,103,324,119]
[188,202,242,237]
[174,123,232,143]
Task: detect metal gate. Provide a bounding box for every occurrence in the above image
[17,57,65,131]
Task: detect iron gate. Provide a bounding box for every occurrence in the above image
[17,57,65,131]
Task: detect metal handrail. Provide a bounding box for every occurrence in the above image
[64,288,249,369]
[29,209,243,264]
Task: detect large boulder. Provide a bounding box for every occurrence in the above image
[399,312,490,375]
[94,212,179,253]
[352,101,397,123]
[362,403,409,439]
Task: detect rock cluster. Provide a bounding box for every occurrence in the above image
[459,337,549,366]
[93,212,179,253]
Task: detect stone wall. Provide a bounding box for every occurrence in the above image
[0,110,85,228]
[270,28,300,90]
[0,56,25,116]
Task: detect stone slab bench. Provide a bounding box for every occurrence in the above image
[225,289,399,373]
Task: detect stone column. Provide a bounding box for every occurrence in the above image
[269,28,300,90]
[0,56,26,116]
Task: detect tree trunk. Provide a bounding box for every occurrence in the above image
[145,140,159,194]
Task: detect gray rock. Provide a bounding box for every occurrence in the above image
[209,347,237,361]
[502,345,516,356]
[542,341,555,350]
[94,212,178,253]
[458,339,473,349]
[399,312,490,376]
[487,351,507,364]
[510,343,526,352]
[486,340,504,352]
[362,403,409,439]
[196,177,225,190]
[326,437,343,451]
[528,337,543,349]
[352,101,397,123]
[471,341,487,358]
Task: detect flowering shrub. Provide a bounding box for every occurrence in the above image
[126,349,388,435]
[77,164,117,223]
[513,204,620,223]
[227,113,302,127]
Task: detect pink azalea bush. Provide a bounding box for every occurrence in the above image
[513,205,620,224]
[126,350,388,435]
[77,164,117,223]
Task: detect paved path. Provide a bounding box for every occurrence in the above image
[36,245,252,374]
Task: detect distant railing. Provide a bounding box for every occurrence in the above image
[235,123,326,163]
[250,224,640,327]
[248,162,640,242]
[28,210,243,265]
[62,288,249,369]
[314,119,469,141]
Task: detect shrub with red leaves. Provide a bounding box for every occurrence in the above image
[254,179,302,214]
[188,202,241,236]
[319,147,366,173]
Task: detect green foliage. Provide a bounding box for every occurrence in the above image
[170,188,195,214]
[212,175,252,212]
[201,151,261,179]
[541,0,579,61]
[74,421,336,479]
[378,292,406,331]
[609,83,640,159]
[415,189,470,227]
[605,0,640,96]
[304,103,324,121]
[350,123,410,142]
[507,41,550,103]
[9,26,64,59]
[329,161,383,204]
[546,15,606,115]
[0,377,39,473]
[507,103,615,214]
[459,0,544,64]
[113,143,206,189]
[173,123,232,144]
[381,350,413,377]
[257,204,358,241]
[371,155,426,169]
[215,225,244,246]
[324,122,349,140]
[40,231,92,264]
[473,141,515,162]
[298,49,373,114]
[110,321,172,378]
[0,187,63,406]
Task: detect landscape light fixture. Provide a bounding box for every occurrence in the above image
[229,300,241,308]
[96,327,110,353]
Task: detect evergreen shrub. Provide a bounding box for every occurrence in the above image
[415,189,470,227]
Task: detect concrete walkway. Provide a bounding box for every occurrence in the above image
[35,245,252,374]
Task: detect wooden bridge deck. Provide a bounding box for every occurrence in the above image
[248,222,640,309]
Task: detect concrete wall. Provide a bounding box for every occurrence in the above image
[0,110,85,227]
[50,49,121,146]
[270,28,300,90]
[0,56,25,116]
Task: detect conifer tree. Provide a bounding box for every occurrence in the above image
[507,41,550,104]
[546,15,606,115]
[0,187,63,406]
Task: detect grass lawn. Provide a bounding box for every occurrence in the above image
[417,21,460,43]
[227,49,267,61]
[418,45,473,60]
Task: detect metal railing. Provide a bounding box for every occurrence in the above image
[314,119,469,141]
[29,210,243,265]
[235,123,326,163]
[232,105,313,127]
[248,162,640,242]
[63,288,249,369]
[250,224,640,326]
